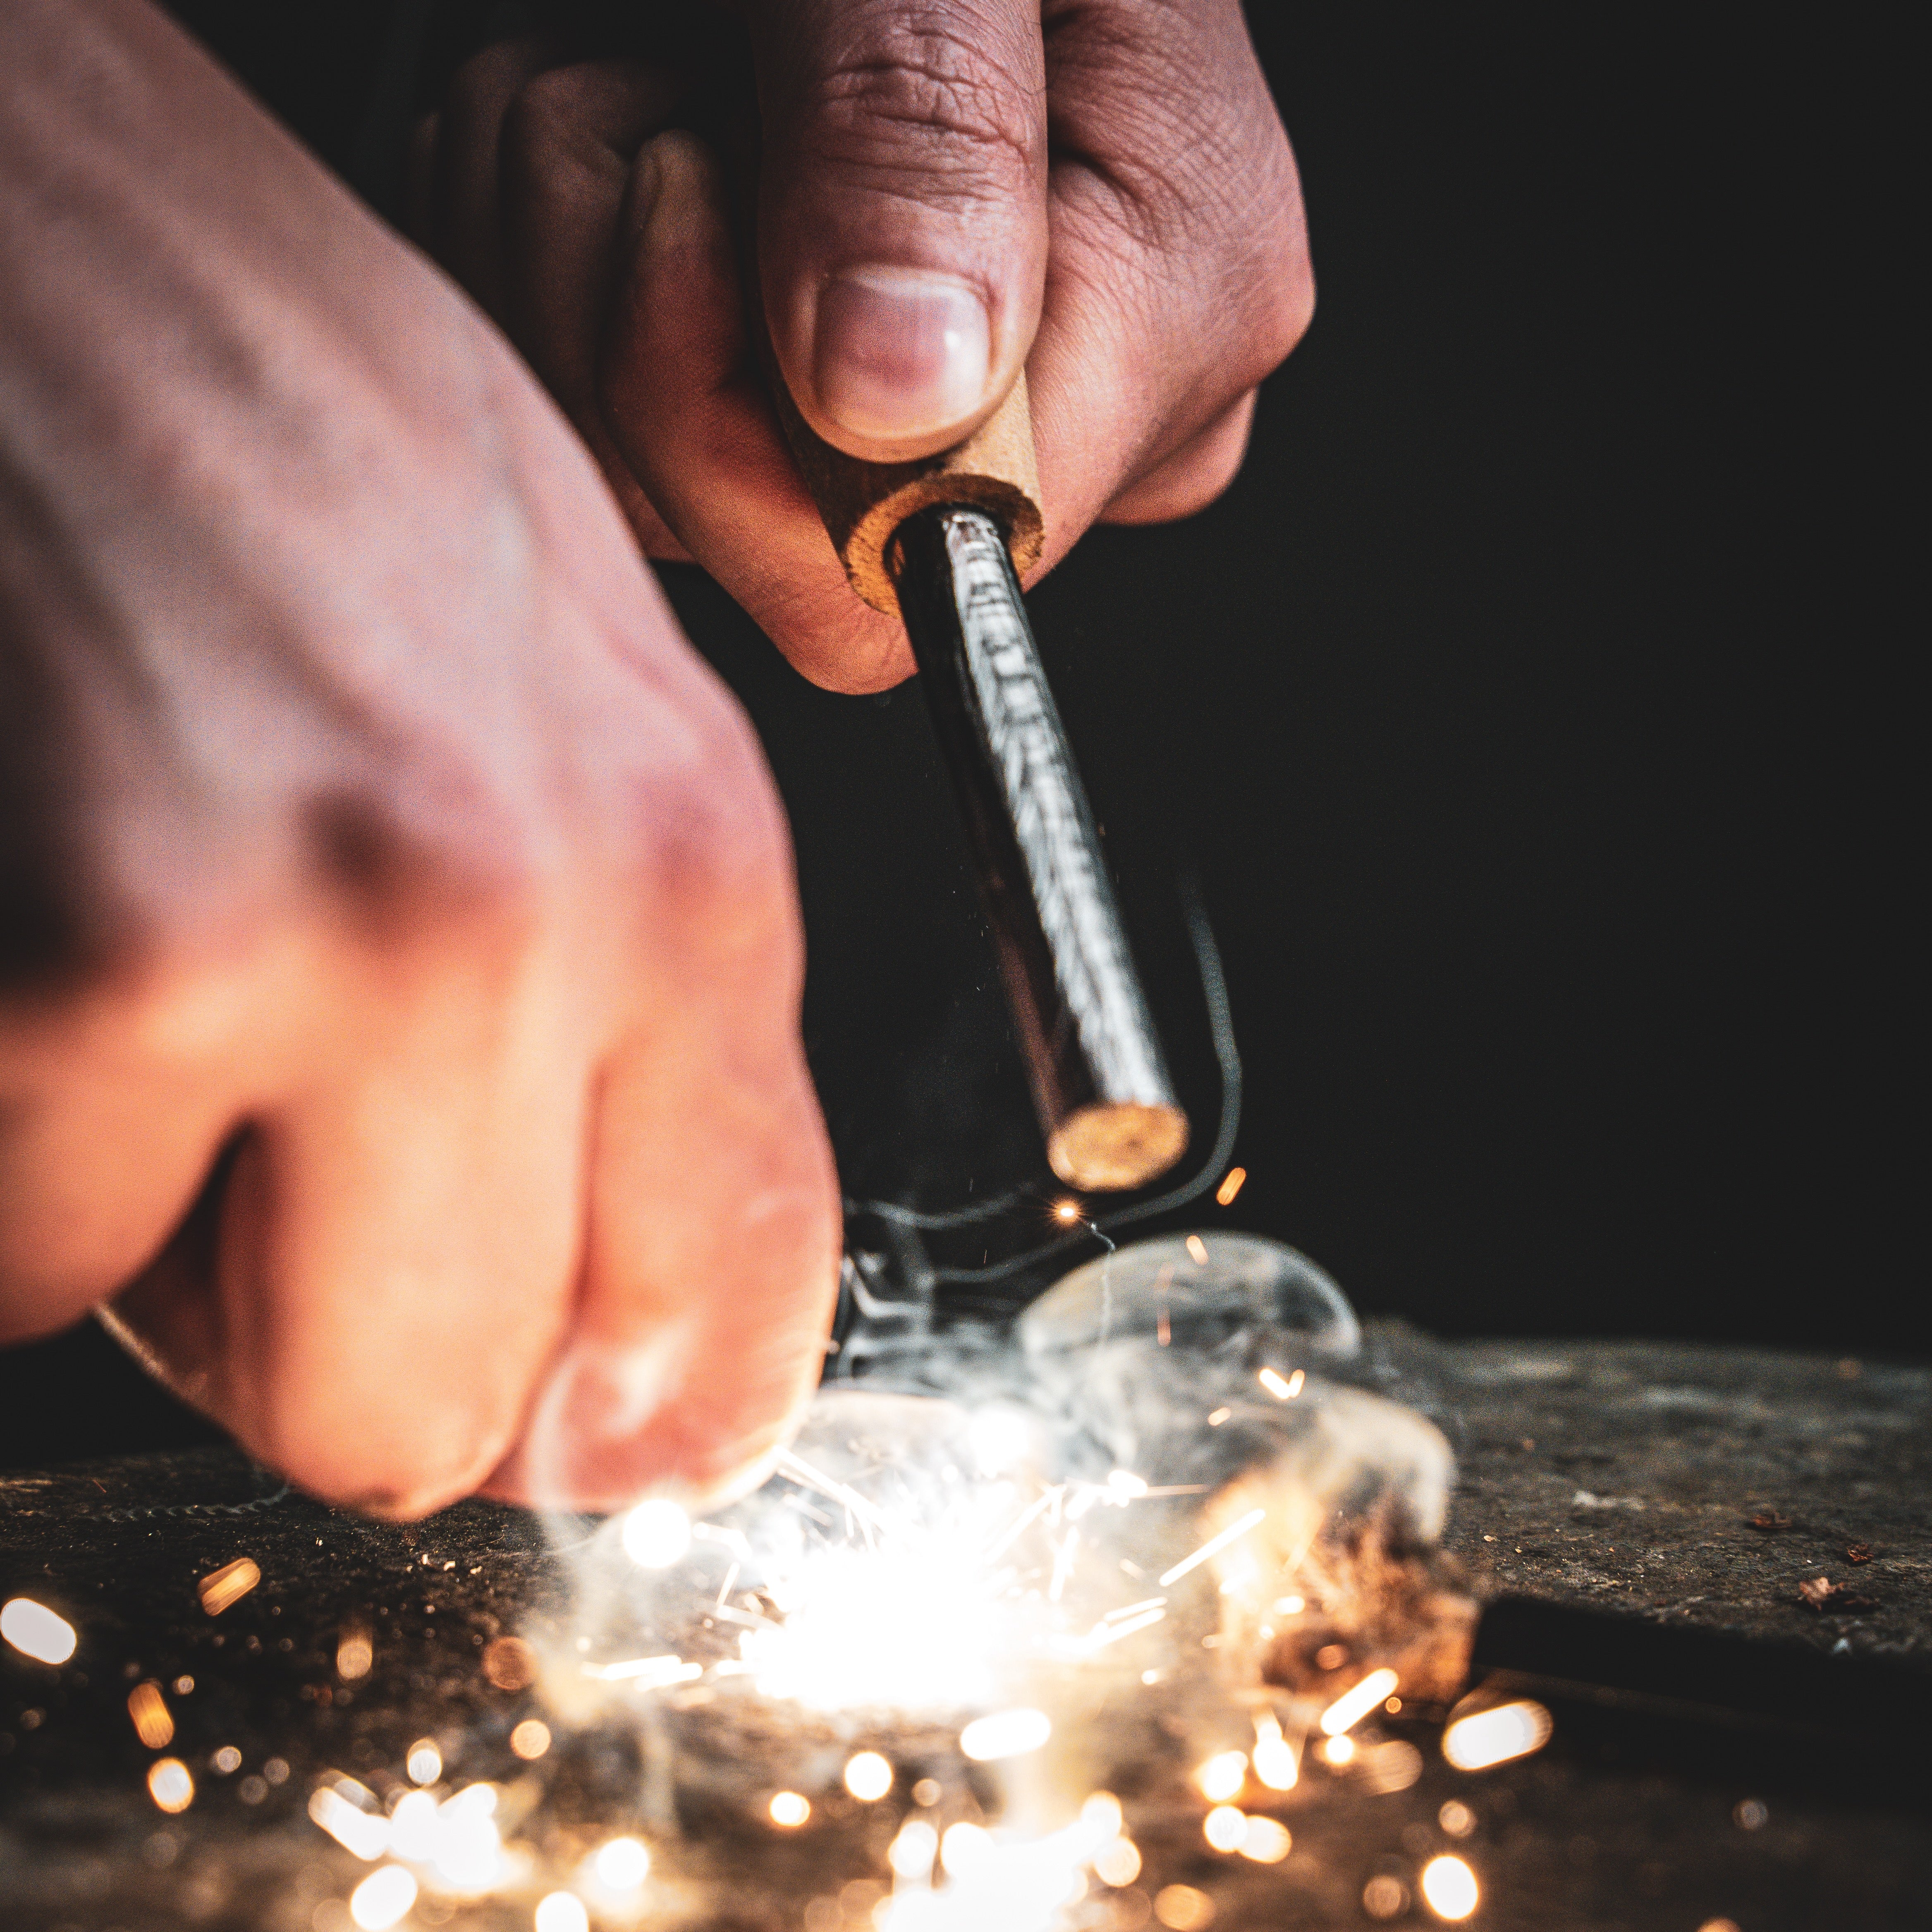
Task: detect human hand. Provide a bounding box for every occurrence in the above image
[0,0,840,1517]
[416,0,1312,692]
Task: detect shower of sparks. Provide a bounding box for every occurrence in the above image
[1158,1507,1266,1587]
[1420,1855,1480,1920]
[1320,1667,1400,1736]
[1442,1698,1553,1770]
[198,1558,261,1615]
[1215,1166,1247,1205]
[1258,1366,1304,1401]
[127,1680,174,1749]
[2,1597,77,1665]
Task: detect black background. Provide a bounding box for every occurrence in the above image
[0,5,1915,1466]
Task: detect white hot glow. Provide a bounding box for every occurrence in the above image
[1321,1668,1400,1736]
[1442,1698,1554,1770]
[349,1865,417,1932]
[1203,1805,1247,1852]
[406,1739,442,1785]
[1420,1854,1480,1920]
[844,1751,894,1800]
[592,1836,652,1889]
[1196,1751,1247,1802]
[2,1598,76,1665]
[959,1707,1052,1762]
[621,1500,693,1570]
[533,1892,590,1932]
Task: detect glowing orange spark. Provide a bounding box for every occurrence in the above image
[198,1559,260,1616]
[1215,1166,1247,1205]
[1159,1506,1266,1587]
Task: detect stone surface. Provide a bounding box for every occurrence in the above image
[2,1331,1928,1931]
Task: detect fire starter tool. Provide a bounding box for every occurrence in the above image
[776,374,1189,1193]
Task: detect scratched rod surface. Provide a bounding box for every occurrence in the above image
[890,504,1188,1192]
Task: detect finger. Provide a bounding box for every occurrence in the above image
[487,760,842,1513]
[1026,0,1310,538]
[115,932,595,1520]
[748,0,1049,462]
[1099,388,1258,525]
[432,36,554,324]
[0,987,245,1341]
[604,130,913,691]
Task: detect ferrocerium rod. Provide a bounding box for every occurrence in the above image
[889,504,1188,1192]
[771,371,1188,1190]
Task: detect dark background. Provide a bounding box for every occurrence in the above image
[1,5,1914,1465]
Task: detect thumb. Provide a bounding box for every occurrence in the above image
[750,0,1047,462]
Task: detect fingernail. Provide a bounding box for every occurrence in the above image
[813,267,990,442]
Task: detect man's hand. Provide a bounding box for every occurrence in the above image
[0,0,841,1517]
[416,0,1312,692]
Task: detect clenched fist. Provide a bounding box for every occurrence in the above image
[0,0,840,1516]
[415,0,1313,691]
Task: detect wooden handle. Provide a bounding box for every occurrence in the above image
[772,376,1045,616]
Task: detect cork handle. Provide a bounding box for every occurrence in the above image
[771,376,1044,617]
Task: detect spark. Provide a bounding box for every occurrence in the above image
[1054,1199,1082,1223]
[481,1636,536,1691]
[1239,1815,1291,1863]
[1420,1854,1479,1920]
[769,1791,811,1827]
[1258,1366,1304,1401]
[583,1655,702,1690]
[147,1758,194,1814]
[1252,1712,1298,1790]
[310,1778,388,1860]
[405,1739,442,1785]
[1320,1667,1400,1736]
[213,1745,242,1774]
[621,1500,693,1570]
[1186,1235,1210,1265]
[533,1894,589,1932]
[509,1719,551,1760]
[1442,1698,1553,1769]
[336,1628,374,1680]
[428,1783,505,1894]
[1159,1506,1266,1586]
[959,1707,1052,1762]
[592,1837,651,1888]
[127,1680,173,1749]
[1207,1407,1232,1427]
[349,1865,417,1931]
[1197,1751,1247,1802]
[844,1751,894,1800]
[1154,1886,1215,1930]
[198,1559,260,1616]
[889,1817,939,1879]
[1107,1469,1149,1498]
[1095,1836,1142,1887]
[1203,1805,1246,1852]
[1215,1166,1248,1205]
[1158,1306,1172,1346]
[1438,1800,1476,1838]
[1320,1734,1356,1766]
[1049,1528,1081,1601]
[776,1449,892,1544]
[2,1597,76,1665]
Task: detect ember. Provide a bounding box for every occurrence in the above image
[198,1558,260,1614]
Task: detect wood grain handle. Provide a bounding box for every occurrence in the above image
[772,376,1045,616]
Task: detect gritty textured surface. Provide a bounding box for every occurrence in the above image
[2,1331,1928,1931]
